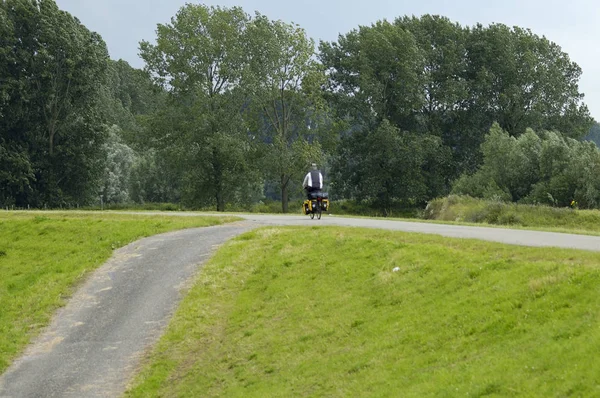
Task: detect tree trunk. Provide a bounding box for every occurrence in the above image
[213,148,225,212]
[49,127,55,156]
[281,174,289,213]
[281,186,289,213]
[216,190,225,212]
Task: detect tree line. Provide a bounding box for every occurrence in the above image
[0,1,595,212]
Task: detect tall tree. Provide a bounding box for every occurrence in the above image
[319,20,422,131]
[1,0,109,207]
[140,4,258,211]
[246,14,328,212]
[395,15,476,173]
[466,23,592,138]
[321,15,593,209]
[0,2,34,205]
[321,19,453,206]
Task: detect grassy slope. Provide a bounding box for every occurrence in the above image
[127,227,600,397]
[423,195,600,235]
[0,211,240,373]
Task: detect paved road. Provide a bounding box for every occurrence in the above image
[240,214,600,251]
[0,222,255,398]
[1,214,600,398]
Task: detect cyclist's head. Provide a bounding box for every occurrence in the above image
[311,163,317,170]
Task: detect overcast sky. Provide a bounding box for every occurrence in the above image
[54,0,600,120]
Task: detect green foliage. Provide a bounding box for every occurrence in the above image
[140,4,262,212]
[584,122,600,147]
[0,211,240,373]
[0,141,34,206]
[0,0,110,207]
[97,60,165,144]
[453,124,600,208]
[126,227,600,396]
[245,14,328,212]
[100,126,136,204]
[319,19,422,131]
[467,24,593,138]
[129,148,181,204]
[1,4,595,213]
[321,16,592,208]
[425,195,600,234]
[332,120,451,213]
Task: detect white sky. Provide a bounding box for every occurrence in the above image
[55,0,600,120]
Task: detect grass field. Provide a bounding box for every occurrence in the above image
[0,211,240,374]
[126,226,600,397]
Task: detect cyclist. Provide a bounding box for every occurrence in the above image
[302,163,323,199]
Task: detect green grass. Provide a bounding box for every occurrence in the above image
[126,227,600,397]
[83,202,185,211]
[0,211,240,373]
[424,195,600,235]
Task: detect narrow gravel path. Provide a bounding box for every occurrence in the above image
[0,222,254,398]
[1,214,600,398]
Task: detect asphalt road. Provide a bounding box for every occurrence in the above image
[240,214,600,251]
[1,214,600,398]
[0,222,255,398]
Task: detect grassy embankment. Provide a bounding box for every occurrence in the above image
[0,211,240,373]
[127,226,600,397]
[424,195,600,235]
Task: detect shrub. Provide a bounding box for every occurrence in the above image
[452,125,600,209]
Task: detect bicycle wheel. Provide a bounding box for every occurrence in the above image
[317,204,322,220]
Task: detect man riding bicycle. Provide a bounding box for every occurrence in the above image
[302,163,323,199]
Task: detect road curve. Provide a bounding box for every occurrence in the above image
[0,223,255,398]
[241,214,600,252]
[2,214,600,397]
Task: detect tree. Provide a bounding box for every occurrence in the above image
[466,23,593,138]
[98,59,166,140]
[1,0,109,207]
[100,126,136,204]
[453,124,600,208]
[584,122,600,147]
[395,16,478,174]
[319,20,422,132]
[321,16,593,208]
[332,120,450,213]
[0,2,35,205]
[129,148,181,204]
[140,4,259,211]
[245,14,327,212]
[0,140,34,207]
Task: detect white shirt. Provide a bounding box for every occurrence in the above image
[303,170,323,189]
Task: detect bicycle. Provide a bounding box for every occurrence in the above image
[303,192,329,220]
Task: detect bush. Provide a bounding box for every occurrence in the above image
[333,199,420,218]
[452,125,600,208]
[424,195,600,232]
[497,212,523,225]
[83,202,184,211]
[249,200,303,214]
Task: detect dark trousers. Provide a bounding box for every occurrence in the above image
[306,188,321,199]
